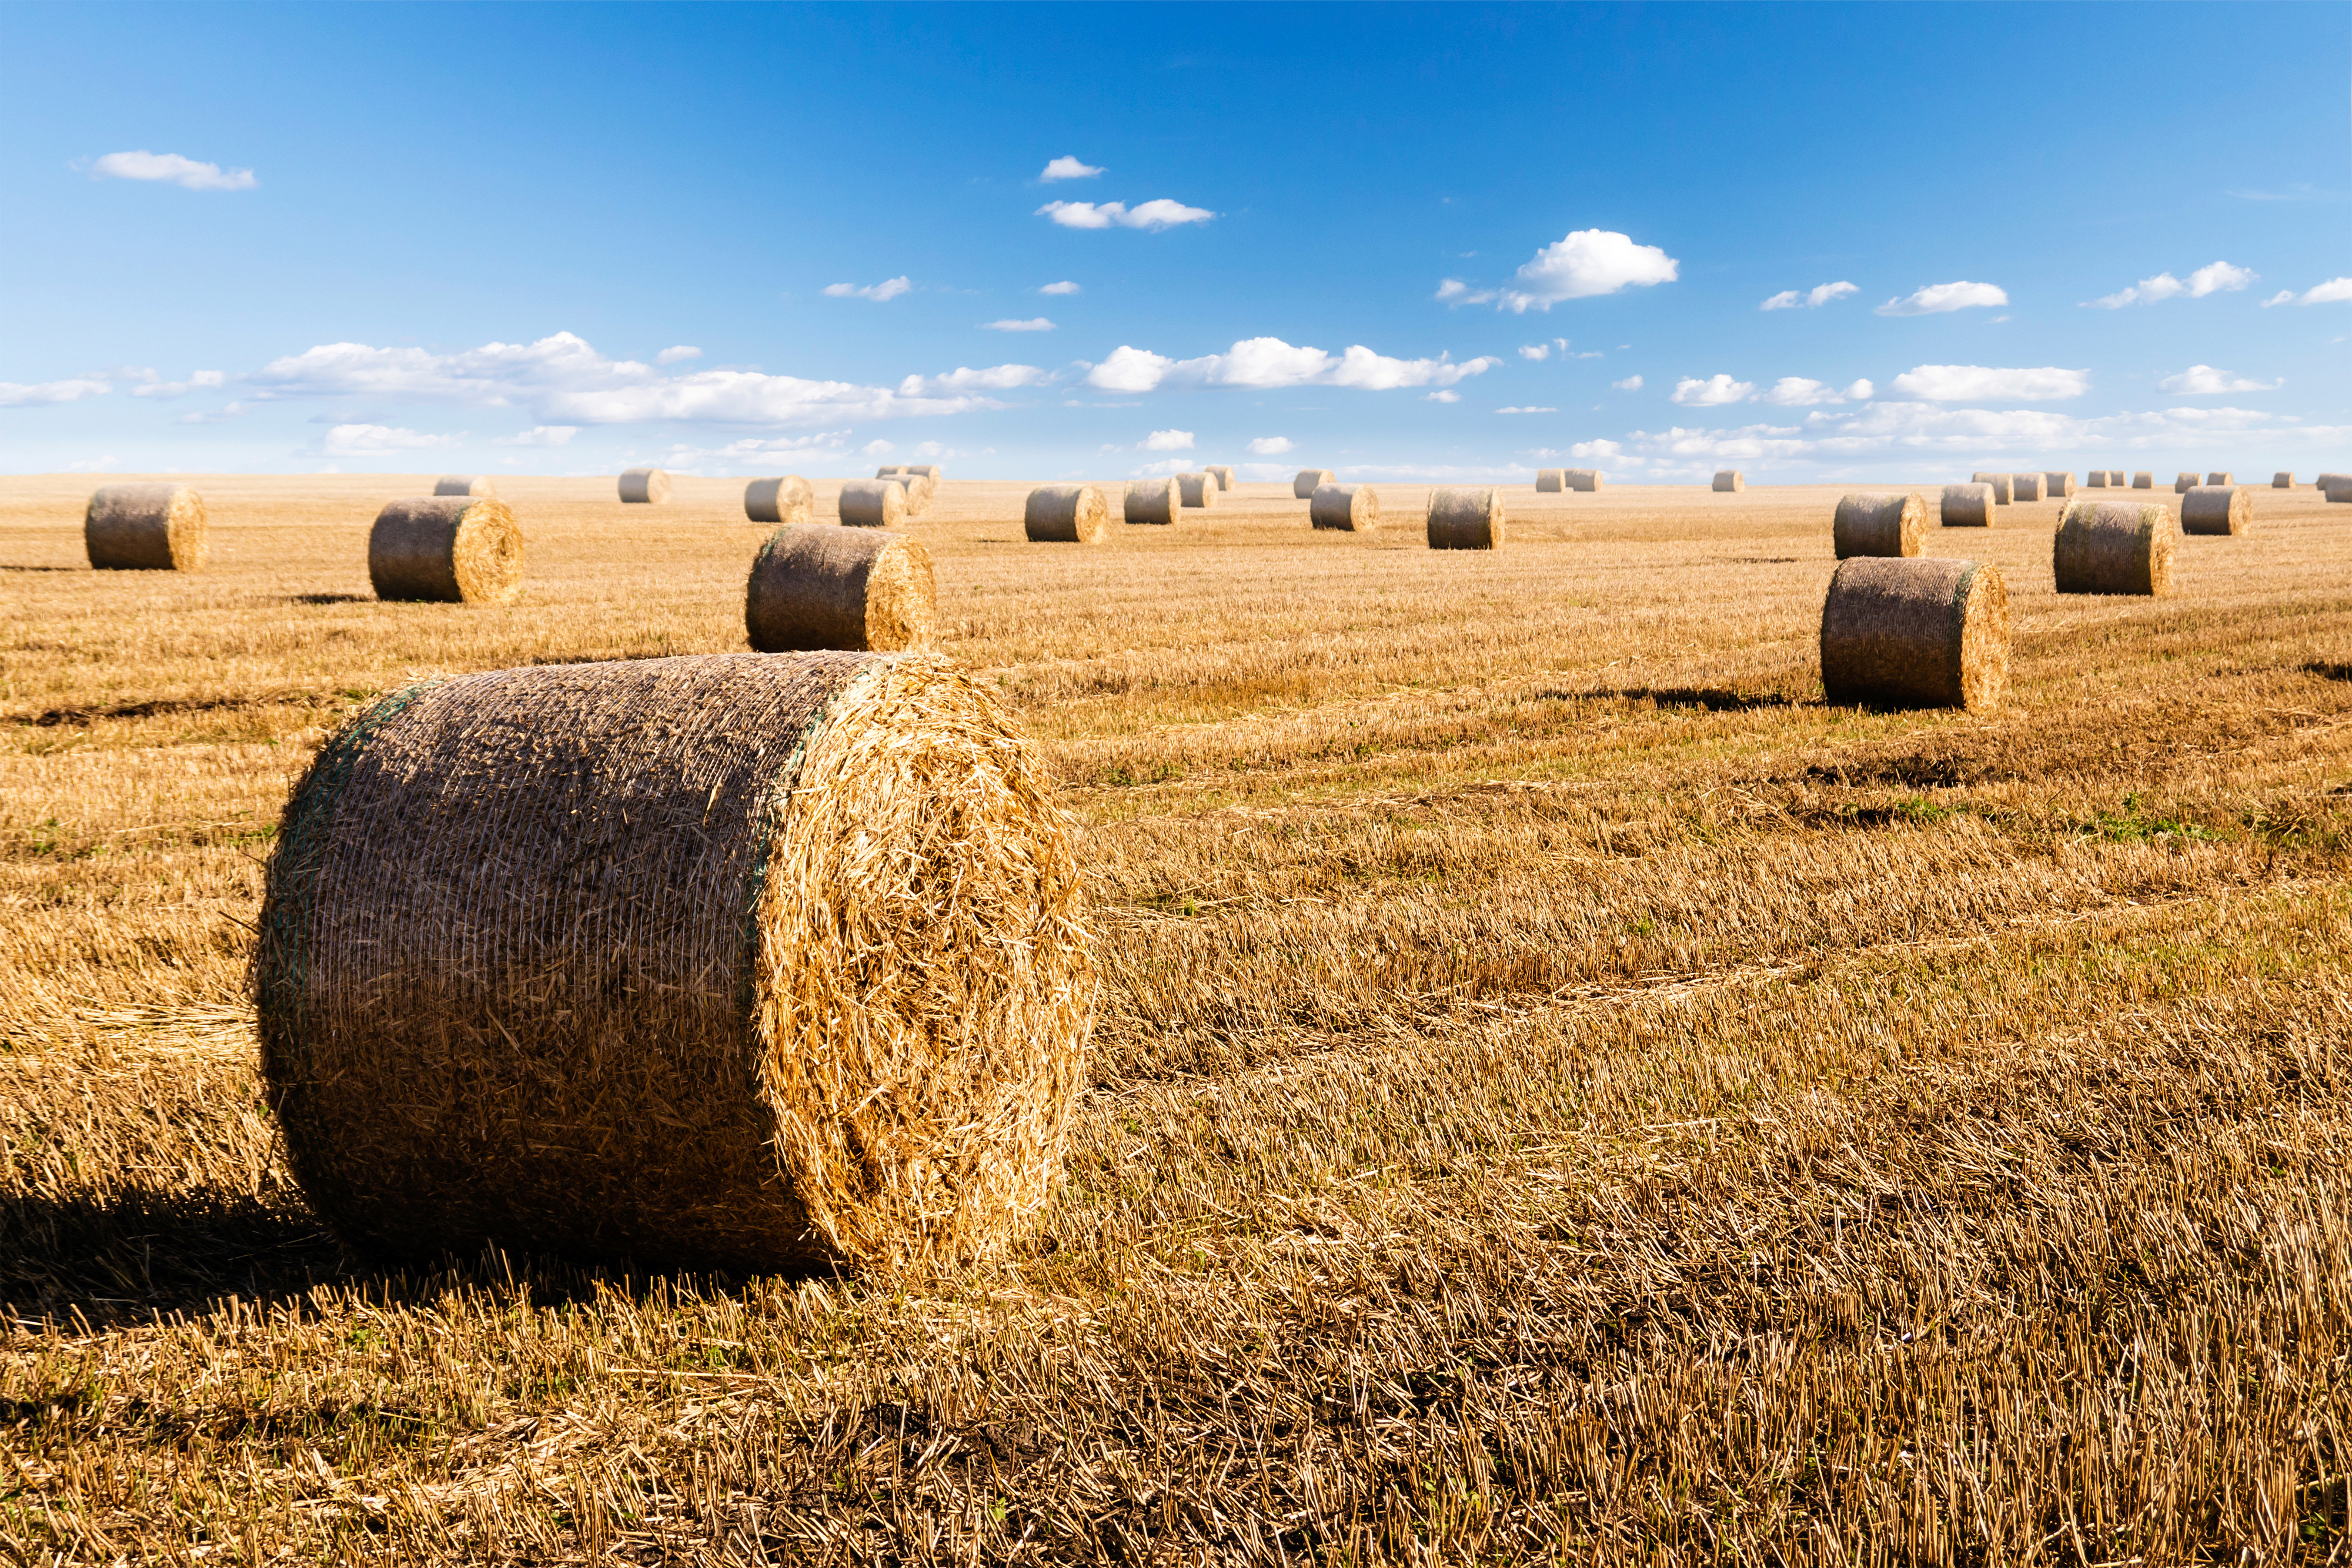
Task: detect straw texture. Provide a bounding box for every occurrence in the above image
[744,476,814,526]
[2175,474,2200,494]
[838,479,907,529]
[1309,482,1380,532]
[1566,469,1604,493]
[745,524,934,651]
[255,651,1093,1275]
[2181,485,2252,537]
[2046,472,2077,497]
[2274,473,2296,489]
[1940,483,1996,529]
[1204,466,1235,491]
[619,468,671,504]
[2207,472,2234,486]
[1713,471,1746,493]
[1987,474,2014,504]
[1536,469,1566,493]
[1426,486,1504,550]
[1820,557,2008,712]
[2054,499,2177,596]
[2132,473,2153,489]
[432,476,497,498]
[2326,477,2352,503]
[1023,484,1110,543]
[83,483,206,572]
[1125,478,1180,526]
[1177,472,1220,509]
[1833,492,1925,559]
[2012,473,2044,502]
[2084,472,2108,489]
[367,497,523,604]
[1292,469,1335,500]
[876,472,935,516]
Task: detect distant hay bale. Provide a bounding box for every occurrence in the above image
[2274,472,2296,489]
[2207,472,2234,486]
[1566,469,1604,492]
[1177,472,1220,509]
[1309,482,1380,531]
[1820,557,2008,711]
[432,476,497,498]
[745,524,933,651]
[83,483,206,571]
[1204,465,1235,490]
[2131,472,2153,489]
[876,466,906,480]
[1024,484,1110,543]
[619,468,671,504]
[2181,485,2251,536]
[744,476,814,525]
[2326,477,2352,503]
[1940,483,1996,528]
[1125,477,1180,525]
[2084,471,2108,489]
[2054,499,2177,596]
[1986,473,2014,504]
[874,471,936,516]
[1292,469,1335,499]
[2012,473,2044,502]
[1833,492,1925,558]
[367,497,522,604]
[1713,470,1746,492]
[1426,486,1504,550]
[2046,472,2077,497]
[901,464,941,482]
[1536,469,1567,493]
[838,479,907,529]
[2175,473,2200,494]
[254,650,1091,1275]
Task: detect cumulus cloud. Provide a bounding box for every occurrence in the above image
[1887,364,2087,402]
[128,369,225,399]
[1757,376,1874,407]
[322,423,459,456]
[1760,281,1859,311]
[659,431,853,467]
[1439,230,1678,313]
[823,276,913,302]
[2264,278,2352,307]
[1085,346,1177,393]
[0,376,111,407]
[1875,281,2010,317]
[1519,344,1551,361]
[983,317,1055,332]
[175,402,246,425]
[1426,389,1461,403]
[2085,260,2256,308]
[1144,428,1195,450]
[88,150,255,192]
[1671,375,1756,407]
[655,345,702,365]
[2159,365,2281,395]
[493,425,579,446]
[896,364,1048,396]
[862,439,894,456]
[1496,406,1557,414]
[1247,436,1295,454]
[1036,199,1214,230]
[1611,375,1643,392]
[1040,156,1104,182]
[1083,336,1499,394]
[1040,280,1081,295]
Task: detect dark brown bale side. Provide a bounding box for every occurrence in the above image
[1024,484,1109,543]
[745,524,934,651]
[368,496,523,604]
[2054,499,2177,596]
[1833,492,1924,558]
[1820,557,2008,711]
[84,483,206,571]
[2181,485,2251,536]
[1426,487,1503,549]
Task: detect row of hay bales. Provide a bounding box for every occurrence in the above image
[1835,487,2252,597]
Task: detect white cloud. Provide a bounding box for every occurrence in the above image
[2158,364,2281,395]
[1485,229,1679,312]
[322,423,460,456]
[1875,281,2010,317]
[0,376,111,407]
[1247,436,1295,455]
[822,276,913,302]
[655,345,702,365]
[1671,375,1756,407]
[2085,260,2256,308]
[1085,345,1176,392]
[1435,279,1477,302]
[2264,278,2352,307]
[1496,406,1557,414]
[862,439,895,456]
[1041,156,1104,182]
[1518,343,1551,361]
[493,425,579,447]
[1757,376,1874,407]
[1132,458,1198,477]
[1036,199,1214,230]
[128,369,225,399]
[1760,281,1859,311]
[983,317,1055,332]
[1084,337,1498,394]
[175,402,246,424]
[659,431,853,468]
[896,364,1047,396]
[1887,364,2087,402]
[1144,428,1194,451]
[88,150,255,192]
[1426,389,1461,403]
[61,454,119,473]
[1040,280,1081,295]
[1611,375,1643,392]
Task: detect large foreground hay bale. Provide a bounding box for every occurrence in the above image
[2207,471,2234,486]
[2046,472,2077,497]
[619,468,671,504]
[2274,472,2296,489]
[1125,478,1180,525]
[84,483,206,571]
[1309,482,1380,531]
[2054,499,2176,596]
[2181,484,2251,536]
[746,524,933,651]
[1536,469,1566,493]
[1177,472,1220,508]
[1292,469,1335,499]
[1024,484,1109,543]
[744,476,813,525]
[2013,472,2044,502]
[2132,472,2153,489]
[1833,492,1924,558]
[255,651,1091,1274]
[1713,470,1746,492]
[368,496,523,604]
[838,479,907,528]
[1940,483,1996,527]
[2174,473,2200,493]
[1820,557,2007,711]
[1566,469,1604,492]
[433,476,496,498]
[1427,486,1504,549]
[1205,465,1235,490]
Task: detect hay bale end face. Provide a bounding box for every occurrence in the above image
[1023,484,1110,543]
[84,483,206,571]
[255,651,1092,1275]
[432,476,497,498]
[2046,472,2077,497]
[746,524,934,652]
[2132,472,2154,489]
[368,496,523,604]
[1833,492,1925,559]
[1820,557,2008,712]
[1309,482,1380,532]
[2181,485,2252,536]
[1566,469,1604,492]
[619,468,671,504]
[2174,473,2200,494]
[744,476,814,526]
[2012,473,2044,502]
[2274,472,2296,489]
[1536,469,1567,493]
[838,479,907,528]
[1940,483,1996,528]
[1204,465,1235,491]
[1713,470,1746,492]
[1426,486,1504,549]
[1176,472,1220,509]
[1292,469,1335,500]
[1125,478,1180,526]
[2054,498,2177,596]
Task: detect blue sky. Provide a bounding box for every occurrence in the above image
[2,1,2347,483]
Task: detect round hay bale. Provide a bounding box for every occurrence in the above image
[368,496,523,604]
[746,524,933,652]
[619,468,671,504]
[1566,469,1604,492]
[1177,472,1220,509]
[1713,470,1746,493]
[838,479,907,529]
[83,483,206,571]
[2181,485,2251,536]
[874,472,934,517]
[1940,483,1996,528]
[2273,472,2296,489]
[2012,473,2044,502]
[744,476,814,525]
[1820,557,2008,712]
[1535,469,1567,493]
[2206,471,2234,486]
[2046,472,2077,497]
[1024,484,1110,543]
[2317,473,2347,491]
[2174,473,2200,494]
[1833,492,1925,558]
[1426,486,1504,550]
[254,650,1091,1274]
[2131,472,2153,489]
[432,476,496,498]
[1986,473,2014,504]
[875,465,906,479]
[901,464,941,482]
[2084,471,2108,489]
[2054,499,2177,596]
[1309,482,1380,532]
[2326,477,2352,503]
[1205,466,1235,491]
[1125,478,1180,526]
[1292,469,1335,500]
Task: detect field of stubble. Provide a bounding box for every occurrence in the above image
[4,470,2352,1563]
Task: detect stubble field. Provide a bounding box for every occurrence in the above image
[4,470,2351,1563]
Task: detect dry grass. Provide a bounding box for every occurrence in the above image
[5,472,2352,1561]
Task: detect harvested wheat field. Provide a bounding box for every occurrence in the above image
[6,469,2352,1562]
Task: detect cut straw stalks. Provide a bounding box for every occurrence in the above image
[367,496,523,604]
[1024,484,1110,543]
[1820,556,2009,711]
[745,524,933,651]
[2054,499,2177,596]
[83,483,206,571]
[1833,492,1924,558]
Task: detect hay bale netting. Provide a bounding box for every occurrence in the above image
[1023,484,1110,543]
[1940,483,1997,528]
[432,476,497,498]
[1204,465,1235,491]
[1566,469,1605,492]
[744,476,814,526]
[745,524,934,652]
[254,650,1091,1274]
[1536,469,1567,493]
[2013,472,2044,502]
[2181,485,2253,536]
[2274,472,2297,489]
[1713,470,1746,493]
[83,483,206,571]
[2132,472,2154,489]
[619,468,672,504]
[1176,472,1220,509]
[1125,478,1180,526]
[1820,557,2009,712]
[1292,469,1335,500]
[2207,472,2234,486]
[2175,473,2200,494]
[368,496,523,604]
[1833,492,1925,558]
[1426,486,1504,550]
[838,479,907,529]
[2054,499,2177,596]
[2046,472,2077,497]
[1309,482,1380,531]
